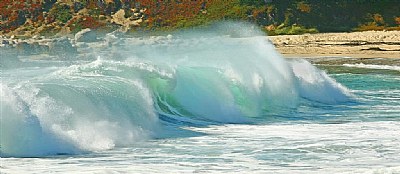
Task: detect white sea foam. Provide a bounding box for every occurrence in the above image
[290,59,352,103]
[0,66,160,157]
[343,63,400,71]
[2,122,400,173]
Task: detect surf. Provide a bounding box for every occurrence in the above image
[0,22,352,157]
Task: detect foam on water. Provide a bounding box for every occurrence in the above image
[343,63,400,71]
[2,122,400,173]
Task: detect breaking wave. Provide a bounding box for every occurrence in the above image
[0,22,352,157]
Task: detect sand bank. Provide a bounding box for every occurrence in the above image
[269,31,400,59]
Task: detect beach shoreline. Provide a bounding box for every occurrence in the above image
[1,30,399,59]
[269,30,400,59]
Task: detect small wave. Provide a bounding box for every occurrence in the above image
[343,63,400,71]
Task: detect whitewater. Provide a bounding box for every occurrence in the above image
[1,23,400,173]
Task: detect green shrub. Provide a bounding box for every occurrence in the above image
[269,25,318,35]
[88,8,101,18]
[49,3,72,23]
[239,0,266,6]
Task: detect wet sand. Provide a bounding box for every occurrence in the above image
[269,31,400,59]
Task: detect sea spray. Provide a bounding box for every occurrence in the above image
[0,22,352,157]
[1,62,160,157]
[290,59,352,103]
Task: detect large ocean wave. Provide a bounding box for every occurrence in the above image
[0,22,352,157]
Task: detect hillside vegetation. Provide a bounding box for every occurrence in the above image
[1,0,399,36]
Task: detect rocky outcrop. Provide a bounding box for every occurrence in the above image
[75,28,99,42]
[0,1,145,38]
[0,39,11,47]
[15,41,49,55]
[111,9,144,32]
[48,37,77,58]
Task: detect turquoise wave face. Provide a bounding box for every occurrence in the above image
[0,23,353,157]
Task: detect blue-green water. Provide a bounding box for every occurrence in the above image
[1,24,400,173]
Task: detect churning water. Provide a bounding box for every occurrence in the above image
[1,23,399,173]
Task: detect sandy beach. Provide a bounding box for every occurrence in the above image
[269,30,400,59]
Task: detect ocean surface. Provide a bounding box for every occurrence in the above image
[1,23,400,173]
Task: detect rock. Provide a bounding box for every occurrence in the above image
[111,9,144,31]
[130,12,143,20]
[9,40,16,45]
[1,40,9,45]
[131,8,139,13]
[14,41,50,55]
[0,39,12,48]
[31,42,49,54]
[48,37,77,58]
[16,42,31,55]
[75,28,99,43]
[132,19,142,26]
[57,26,73,37]
[111,9,127,26]
[129,16,140,21]
[99,15,107,20]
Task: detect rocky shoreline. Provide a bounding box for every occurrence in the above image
[270,30,400,59]
[0,28,116,61]
[1,30,400,61]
